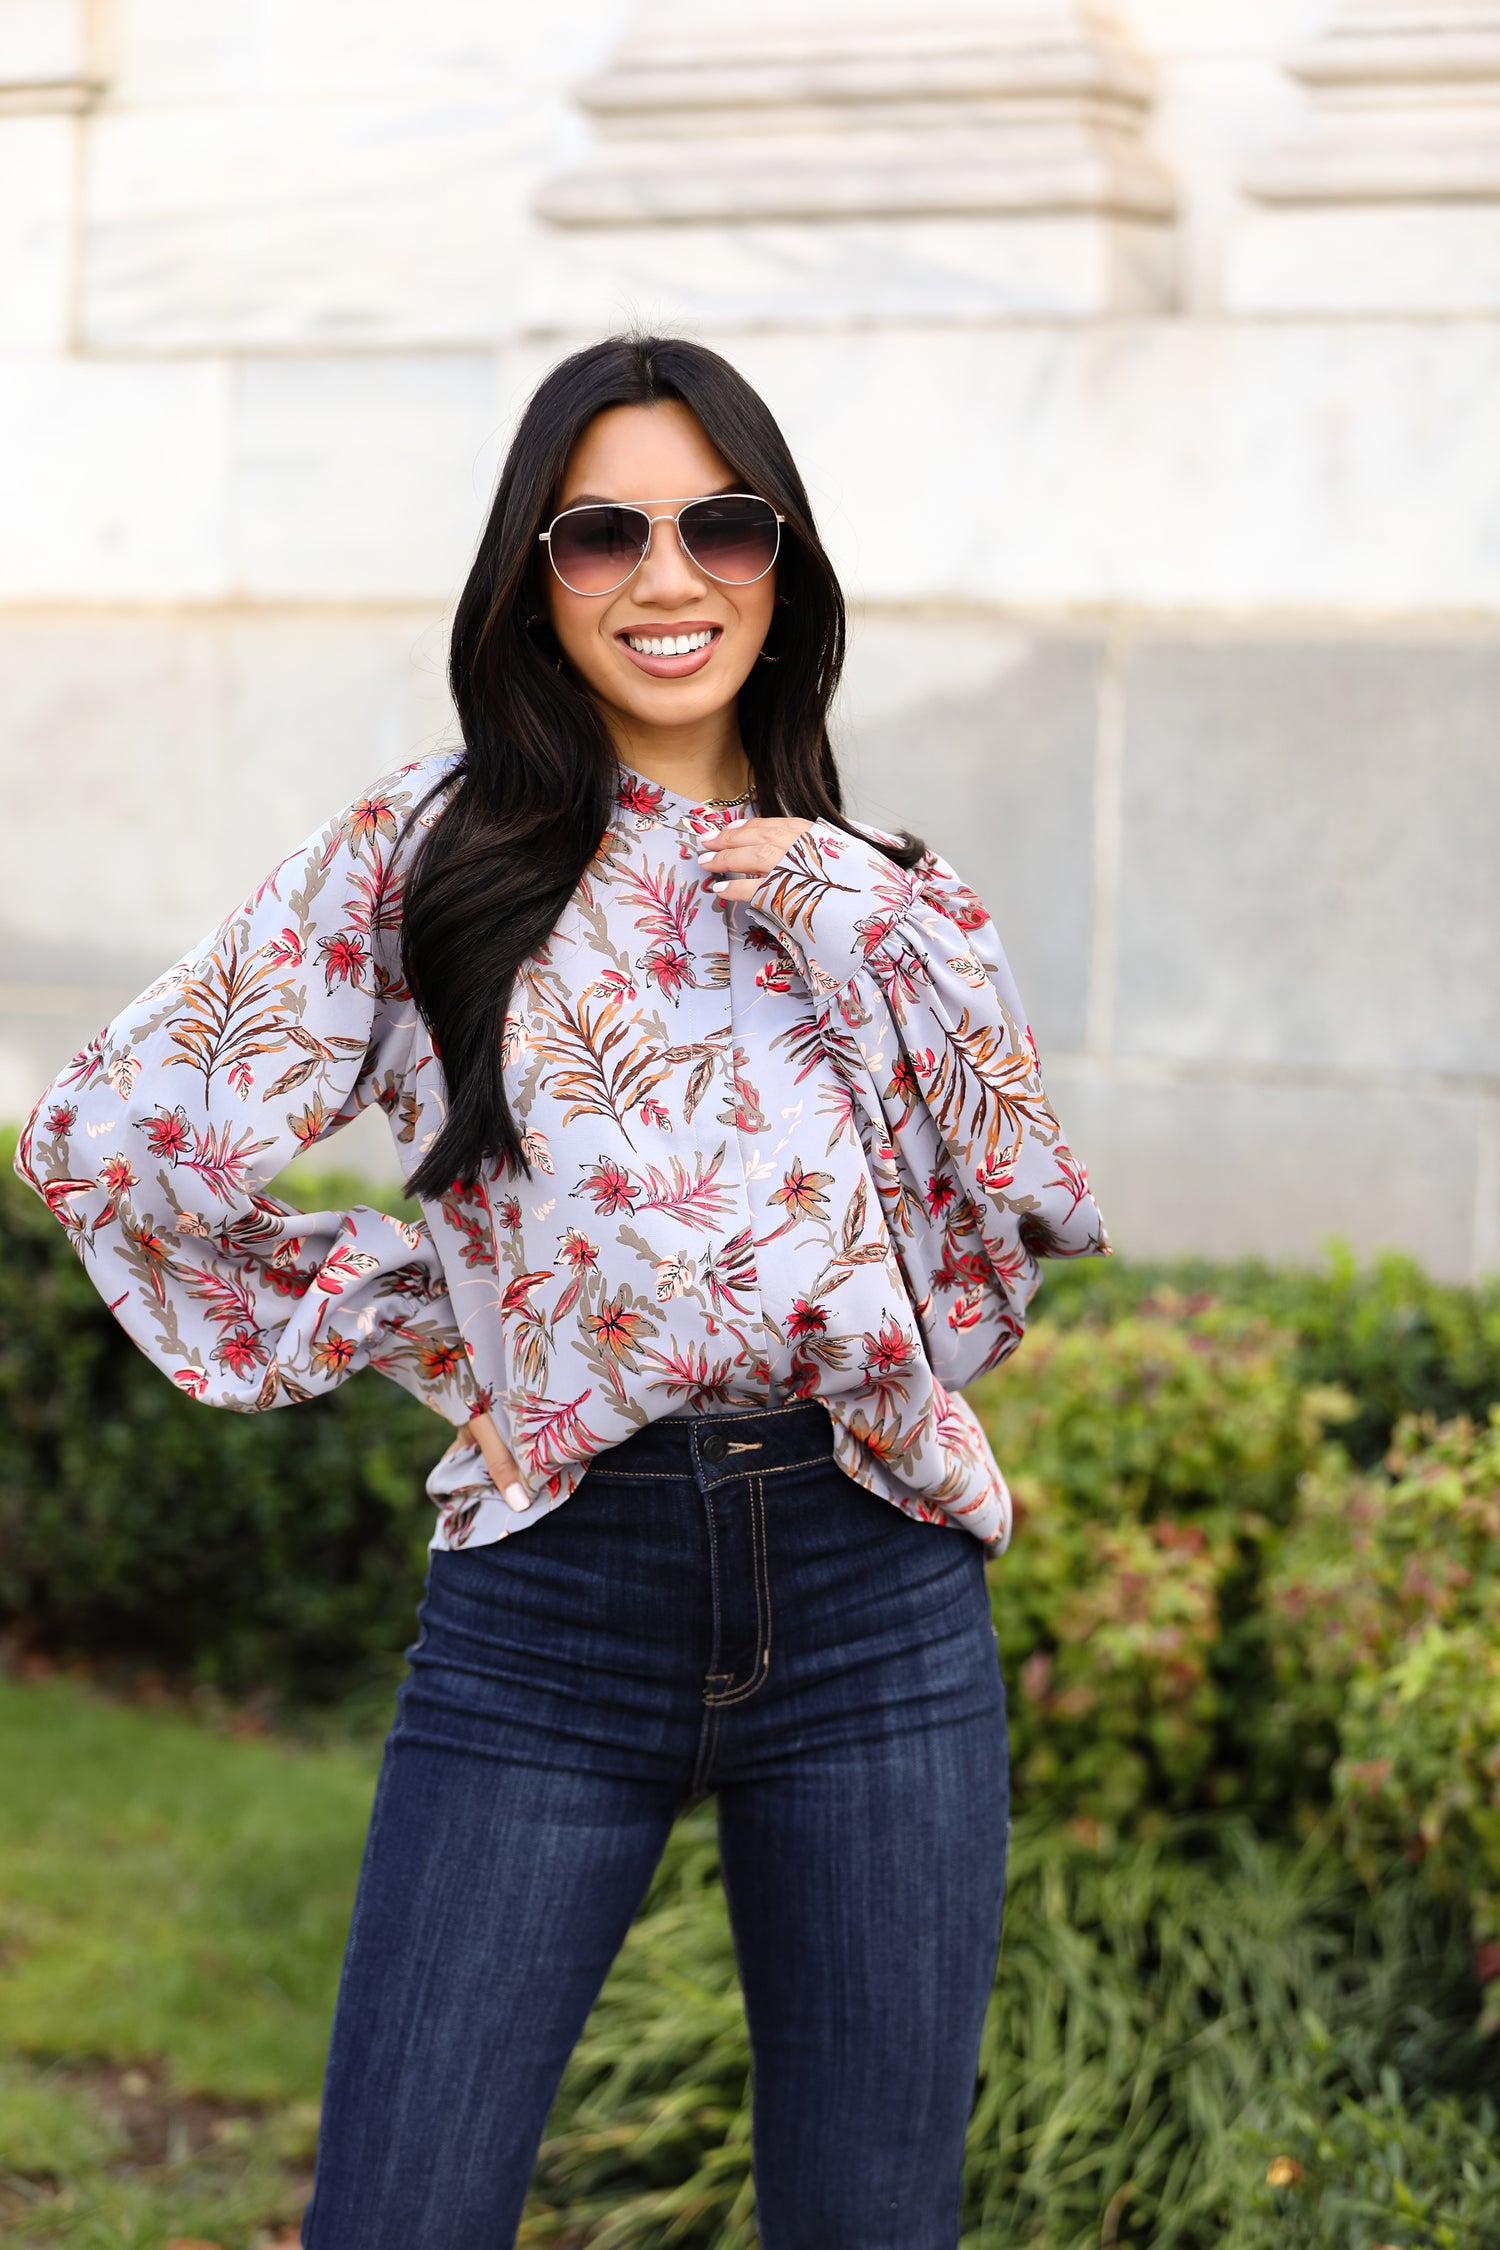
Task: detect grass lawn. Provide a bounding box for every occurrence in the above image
[0,1673,749,2250]
[4,1672,1499,2250]
[0,1672,375,2247]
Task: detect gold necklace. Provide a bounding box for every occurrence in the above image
[699,790,753,811]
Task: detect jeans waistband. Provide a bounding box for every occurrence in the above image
[582,1401,836,1490]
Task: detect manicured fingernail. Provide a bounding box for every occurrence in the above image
[504,1481,530,1513]
[705,876,731,892]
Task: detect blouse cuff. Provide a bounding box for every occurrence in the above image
[744,822,915,996]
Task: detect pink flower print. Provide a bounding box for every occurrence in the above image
[642,942,694,1001]
[558,1228,599,1271]
[926,1169,959,1218]
[578,1157,636,1217]
[266,926,304,970]
[318,931,367,989]
[44,1103,77,1136]
[98,1154,138,1197]
[495,1195,521,1231]
[228,1058,254,1100]
[616,774,666,825]
[854,912,899,962]
[217,1327,268,1378]
[173,1366,209,1400]
[141,1102,193,1161]
[787,1296,829,1340]
[862,1317,913,1378]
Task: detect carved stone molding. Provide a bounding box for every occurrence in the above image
[0,0,105,113]
[1230,2,1500,311]
[1245,1,1500,204]
[526,2,1179,325]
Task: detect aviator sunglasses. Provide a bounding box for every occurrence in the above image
[539,492,784,598]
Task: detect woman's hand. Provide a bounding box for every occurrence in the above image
[697,816,813,903]
[437,1407,531,1514]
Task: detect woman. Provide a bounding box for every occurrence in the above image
[17,333,1108,2249]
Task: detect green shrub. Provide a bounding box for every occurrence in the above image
[1036,1246,1500,1469]
[524,1802,1497,2250]
[969,1304,1351,1829]
[1266,1410,1500,2024]
[1232,2038,1500,2250]
[0,1134,446,1701]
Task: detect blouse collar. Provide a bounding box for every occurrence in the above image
[612,761,757,842]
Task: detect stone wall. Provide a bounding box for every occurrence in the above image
[2,1,1496,1277]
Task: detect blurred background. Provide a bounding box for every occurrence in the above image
[3,0,1499,1278]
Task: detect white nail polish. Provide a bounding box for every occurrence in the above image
[504,1480,530,1513]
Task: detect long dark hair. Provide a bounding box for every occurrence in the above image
[401,331,922,1196]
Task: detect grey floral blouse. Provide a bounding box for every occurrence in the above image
[16,752,1109,1560]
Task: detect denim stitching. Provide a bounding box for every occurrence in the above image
[698,1451,727,1701]
[702,1473,772,1708]
[587,1454,829,1487]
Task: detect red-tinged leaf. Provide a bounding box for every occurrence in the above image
[502,1270,554,1313]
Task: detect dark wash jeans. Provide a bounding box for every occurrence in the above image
[301,1402,1010,2250]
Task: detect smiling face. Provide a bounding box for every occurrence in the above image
[543,399,777,756]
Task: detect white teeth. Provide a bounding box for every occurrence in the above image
[624,628,714,656]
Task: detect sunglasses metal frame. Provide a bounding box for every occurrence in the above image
[537,492,785,597]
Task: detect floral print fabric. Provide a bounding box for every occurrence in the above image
[16,751,1109,1561]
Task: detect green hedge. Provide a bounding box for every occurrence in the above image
[8,1130,1500,2240]
[967,1301,1348,1832]
[0,1137,444,1700]
[5,1124,1500,1758]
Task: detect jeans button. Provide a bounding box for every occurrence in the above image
[700,1430,729,1464]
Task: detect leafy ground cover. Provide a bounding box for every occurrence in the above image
[6,1127,1500,2243]
[3,1673,1499,2250]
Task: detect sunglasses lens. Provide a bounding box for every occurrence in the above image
[548,505,648,592]
[679,495,780,583]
